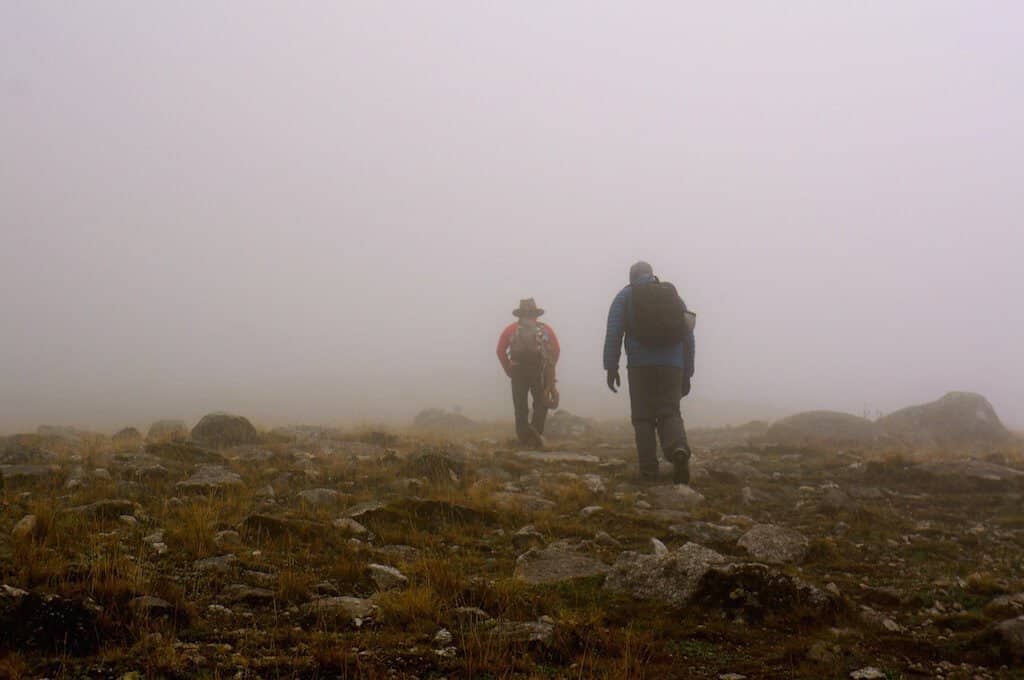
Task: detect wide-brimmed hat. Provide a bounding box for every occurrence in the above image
[513,298,544,318]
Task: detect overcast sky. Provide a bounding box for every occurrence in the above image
[2,2,1022,433]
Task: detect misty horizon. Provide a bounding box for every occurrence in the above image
[2,3,1022,434]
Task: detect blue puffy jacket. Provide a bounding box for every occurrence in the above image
[603,273,695,375]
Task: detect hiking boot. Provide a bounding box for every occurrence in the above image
[672,449,690,486]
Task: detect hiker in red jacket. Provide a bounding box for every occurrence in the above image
[497,298,560,447]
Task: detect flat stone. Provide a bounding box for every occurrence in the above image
[221,584,275,606]
[368,563,408,590]
[300,596,378,626]
[514,450,600,464]
[176,465,243,493]
[605,542,726,607]
[645,484,706,510]
[332,518,369,535]
[514,543,609,584]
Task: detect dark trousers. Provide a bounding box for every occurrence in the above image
[510,363,547,445]
[627,365,690,477]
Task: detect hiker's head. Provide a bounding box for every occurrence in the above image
[629,261,654,284]
[513,298,544,320]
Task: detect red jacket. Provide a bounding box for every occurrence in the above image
[497,322,560,376]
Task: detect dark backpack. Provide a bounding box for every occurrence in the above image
[630,278,689,346]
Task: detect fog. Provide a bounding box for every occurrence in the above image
[2,3,1022,433]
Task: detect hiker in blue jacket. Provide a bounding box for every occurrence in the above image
[604,261,695,484]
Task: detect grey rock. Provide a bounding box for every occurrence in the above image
[368,563,408,590]
[109,453,170,481]
[65,499,137,520]
[514,542,609,584]
[12,514,38,542]
[544,410,596,439]
[737,524,809,564]
[128,596,174,619]
[112,427,143,448]
[493,492,556,513]
[513,450,600,464]
[995,616,1024,659]
[332,518,369,536]
[819,488,853,513]
[176,465,243,493]
[300,596,378,625]
[195,554,237,573]
[221,584,276,606]
[486,619,555,644]
[878,391,1012,449]
[214,530,242,547]
[296,488,342,506]
[985,593,1024,620]
[190,412,260,448]
[645,484,706,510]
[512,525,545,551]
[605,542,727,607]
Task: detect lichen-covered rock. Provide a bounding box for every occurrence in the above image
[737,524,809,564]
[514,542,609,584]
[176,465,243,493]
[605,542,727,607]
[190,413,260,448]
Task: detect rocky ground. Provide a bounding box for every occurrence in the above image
[2,413,1024,679]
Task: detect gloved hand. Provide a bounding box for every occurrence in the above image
[606,369,621,393]
[682,375,691,397]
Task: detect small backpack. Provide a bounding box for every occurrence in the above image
[631,278,691,346]
[509,322,547,364]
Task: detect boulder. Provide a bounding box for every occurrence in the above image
[763,411,878,448]
[605,542,727,607]
[411,408,477,432]
[878,392,1011,449]
[190,413,260,448]
[644,484,706,510]
[146,419,189,443]
[112,427,143,448]
[514,542,610,584]
[994,616,1024,660]
[737,524,809,564]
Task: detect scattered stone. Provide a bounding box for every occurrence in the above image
[514,450,600,464]
[221,584,275,606]
[847,486,885,500]
[579,505,604,518]
[300,596,378,626]
[985,593,1024,620]
[176,465,243,493]
[453,606,491,623]
[914,459,1024,483]
[412,408,477,432]
[65,499,137,520]
[109,453,170,481]
[594,531,622,549]
[402,453,465,483]
[241,514,328,540]
[486,619,555,644]
[296,488,342,506]
[128,596,174,619]
[849,668,886,680]
[493,492,556,513]
[512,525,546,551]
[12,514,38,542]
[737,524,809,564]
[806,641,841,664]
[214,530,242,547]
[190,412,260,448]
[332,518,369,536]
[994,616,1024,659]
[0,464,59,483]
[368,564,408,591]
[514,542,610,584]
[433,628,453,646]
[645,484,706,509]
[544,410,596,439]
[650,538,669,557]
[194,554,237,573]
[668,521,741,546]
[605,542,727,607]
